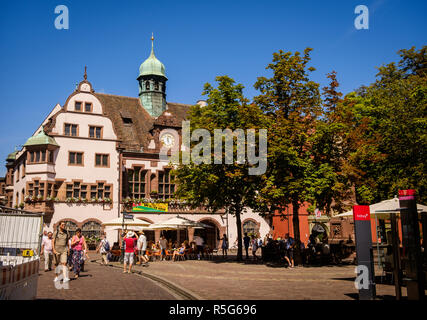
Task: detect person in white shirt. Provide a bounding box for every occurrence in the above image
[40,232,53,271]
[137,231,149,265]
[194,235,205,260]
[96,234,110,265]
[158,235,168,261]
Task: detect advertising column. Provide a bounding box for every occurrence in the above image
[398,189,425,300]
[353,205,376,300]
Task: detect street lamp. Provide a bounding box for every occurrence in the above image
[117,146,125,263]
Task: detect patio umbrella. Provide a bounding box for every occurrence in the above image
[102,216,151,227]
[105,226,144,232]
[150,216,212,229]
[334,196,427,219]
[149,215,212,243]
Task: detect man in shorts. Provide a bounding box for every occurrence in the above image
[52,222,70,282]
[137,231,149,265]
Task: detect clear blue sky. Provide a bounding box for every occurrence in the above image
[0,0,426,175]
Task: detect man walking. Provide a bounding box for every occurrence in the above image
[52,222,70,282]
[41,232,54,271]
[158,235,168,261]
[243,233,250,259]
[284,233,295,268]
[96,234,110,265]
[137,231,149,265]
[194,235,204,260]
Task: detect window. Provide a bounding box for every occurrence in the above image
[86,182,112,200]
[64,123,78,137]
[28,150,51,164]
[66,181,87,199]
[89,126,102,139]
[243,220,259,237]
[158,169,175,200]
[85,103,92,112]
[69,152,84,166]
[145,81,150,90]
[29,180,44,198]
[95,154,109,167]
[154,81,159,90]
[75,101,82,111]
[123,117,133,124]
[60,220,78,237]
[127,168,147,199]
[22,163,25,178]
[82,221,102,238]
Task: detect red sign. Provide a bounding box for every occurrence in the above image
[398,189,416,196]
[353,205,371,221]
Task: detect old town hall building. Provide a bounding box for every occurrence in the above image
[3,38,270,248]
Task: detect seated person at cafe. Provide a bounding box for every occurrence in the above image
[172,243,186,261]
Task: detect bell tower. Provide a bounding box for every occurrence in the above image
[137,34,168,117]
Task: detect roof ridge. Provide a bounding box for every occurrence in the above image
[95,92,139,100]
[166,102,193,107]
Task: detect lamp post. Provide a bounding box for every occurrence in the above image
[117,146,125,263]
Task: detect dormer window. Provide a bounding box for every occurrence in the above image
[85,103,92,112]
[75,101,82,111]
[120,110,133,125]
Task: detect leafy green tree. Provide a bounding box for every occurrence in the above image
[174,76,266,261]
[253,48,321,258]
[338,46,426,204]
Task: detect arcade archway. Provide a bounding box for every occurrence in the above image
[196,219,221,249]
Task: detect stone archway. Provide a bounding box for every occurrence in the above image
[197,218,223,249]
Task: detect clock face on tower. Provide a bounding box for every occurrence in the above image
[161,133,175,148]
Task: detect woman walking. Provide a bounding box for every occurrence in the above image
[221,234,228,259]
[123,231,136,273]
[70,228,89,279]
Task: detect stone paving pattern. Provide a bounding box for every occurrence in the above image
[36,259,177,300]
[109,256,402,300]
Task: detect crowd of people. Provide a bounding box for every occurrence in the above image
[40,221,90,283]
[40,224,343,280]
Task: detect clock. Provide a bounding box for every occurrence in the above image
[161,133,175,148]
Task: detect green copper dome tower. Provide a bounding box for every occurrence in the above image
[137,34,168,117]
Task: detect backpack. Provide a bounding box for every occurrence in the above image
[103,239,110,252]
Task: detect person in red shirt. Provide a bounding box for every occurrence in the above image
[123,231,136,273]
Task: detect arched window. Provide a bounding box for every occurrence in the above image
[82,221,102,239]
[59,220,78,236]
[145,81,150,90]
[243,220,258,237]
[154,81,159,90]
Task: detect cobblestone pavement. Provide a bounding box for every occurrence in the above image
[36,258,178,300]
[108,256,403,300]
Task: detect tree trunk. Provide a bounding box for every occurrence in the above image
[235,209,243,261]
[292,200,302,265]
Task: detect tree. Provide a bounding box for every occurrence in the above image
[345,46,427,203]
[174,76,267,261]
[253,48,321,260]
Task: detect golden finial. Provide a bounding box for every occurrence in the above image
[84,66,87,80]
[151,32,154,41]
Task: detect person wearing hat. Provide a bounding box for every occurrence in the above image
[123,231,137,273]
[137,231,149,265]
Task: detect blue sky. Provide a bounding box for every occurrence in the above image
[0,0,426,175]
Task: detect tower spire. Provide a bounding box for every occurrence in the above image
[150,33,155,56]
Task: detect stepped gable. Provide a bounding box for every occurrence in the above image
[94,93,154,151]
[154,102,191,128]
